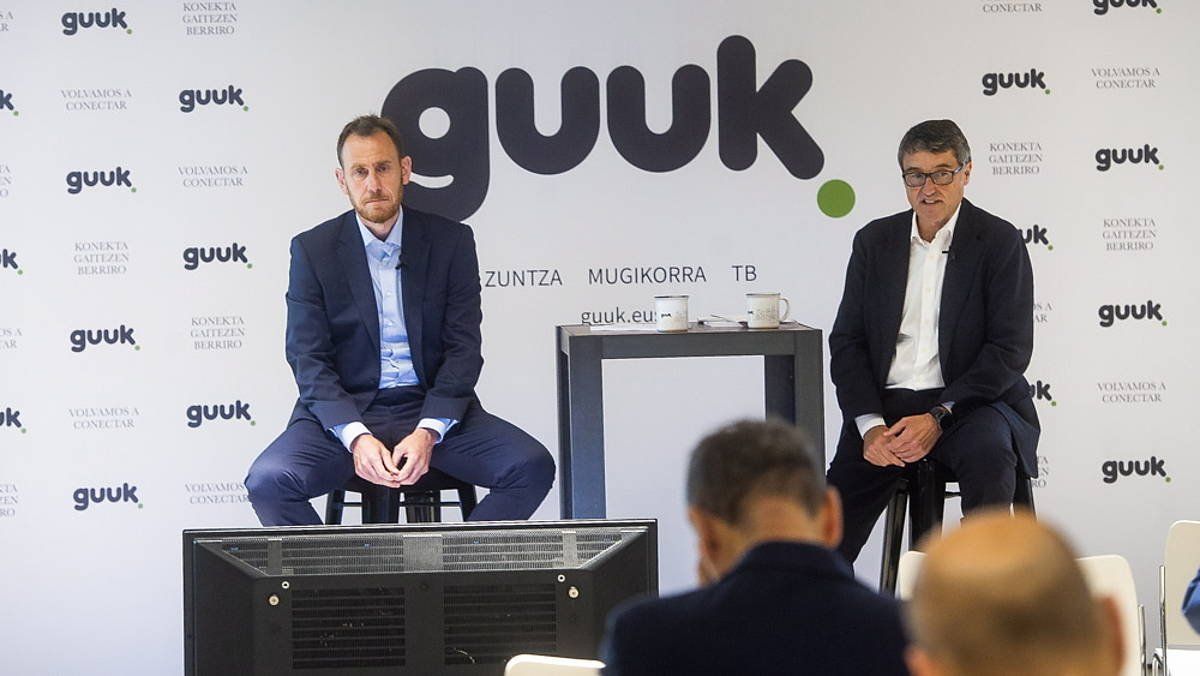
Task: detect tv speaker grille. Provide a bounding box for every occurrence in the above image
[290,586,405,669]
[443,583,558,665]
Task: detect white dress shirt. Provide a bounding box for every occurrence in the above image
[855,204,961,437]
[331,213,455,452]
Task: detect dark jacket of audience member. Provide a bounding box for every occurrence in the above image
[600,420,909,676]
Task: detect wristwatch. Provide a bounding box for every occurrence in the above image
[928,404,954,431]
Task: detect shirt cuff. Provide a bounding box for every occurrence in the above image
[417,417,457,444]
[855,414,886,439]
[332,421,371,452]
[941,401,955,411]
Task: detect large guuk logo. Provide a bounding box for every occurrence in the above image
[382,35,854,221]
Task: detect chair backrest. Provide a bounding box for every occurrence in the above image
[1077,554,1143,676]
[896,550,926,601]
[1164,520,1200,648]
[505,654,604,676]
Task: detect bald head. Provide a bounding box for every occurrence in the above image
[906,511,1121,676]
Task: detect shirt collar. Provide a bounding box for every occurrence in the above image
[356,208,404,253]
[910,201,962,248]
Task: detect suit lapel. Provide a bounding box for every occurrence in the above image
[400,206,430,384]
[938,199,985,362]
[335,212,381,353]
[877,213,911,382]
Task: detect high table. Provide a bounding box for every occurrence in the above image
[555,322,825,518]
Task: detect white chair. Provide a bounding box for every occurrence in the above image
[895,550,925,601]
[1153,521,1200,675]
[505,654,605,676]
[1077,555,1146,676]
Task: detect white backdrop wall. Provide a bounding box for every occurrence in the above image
[1,1,1197,673]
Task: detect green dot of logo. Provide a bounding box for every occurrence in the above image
[16,269,23,275]
[246,263,253,269]
[1044,89,1051,95]
[1047,245,1053,251]
[127,28,133,34]
[12,110,18,117]
[1162,320,1168,326]
[243,106,249,112]
[131,187,137,193]
[1158,165,1164,170]
[138,502,144,508]
[250,420,256,426]
[1157,7,1163,13]
[134,345,141,351]
[1165,476,1171,483]
[1050,401,1057,407]
[21,428,27,434]
[817,179,856,218]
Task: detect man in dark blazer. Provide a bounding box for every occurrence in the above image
[601,420,909,676]
[246,115,554,526]
[827,119,1040,563]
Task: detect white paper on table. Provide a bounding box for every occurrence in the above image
[697,316,800,328]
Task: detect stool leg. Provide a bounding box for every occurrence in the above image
[405,491,437,523]
[325,489,345,525]
[386,488,401,523]
[910,461,942,550]
[363,485,395,524]
[361,487,378,524]
[458,486,478,520]
[1014,472,1036,516]
[880,487,907,595]
[932,474,948,529]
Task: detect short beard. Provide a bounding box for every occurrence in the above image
[353,196,400,227]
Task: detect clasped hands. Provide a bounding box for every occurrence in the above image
[351,428,437,487]
[863,414,941,467]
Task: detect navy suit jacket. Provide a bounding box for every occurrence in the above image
[284,205,483,430]
[600,542,909,676]
[829,198,1040,476]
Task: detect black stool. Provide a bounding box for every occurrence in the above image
[325,468,478,524]
[879,458,1035,594]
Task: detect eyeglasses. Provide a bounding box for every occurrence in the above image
[902,163,965,188]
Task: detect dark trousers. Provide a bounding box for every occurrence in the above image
[245,387,555,525]
[826,389,1018,563]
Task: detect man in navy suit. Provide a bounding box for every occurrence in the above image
[601,420,909,676]
[246,115,554,526]
[826,119,1040,562]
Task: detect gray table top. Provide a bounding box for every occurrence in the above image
[558,322,820,337]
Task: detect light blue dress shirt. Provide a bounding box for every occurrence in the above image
[331,211,455,451]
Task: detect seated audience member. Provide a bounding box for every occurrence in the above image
[906,511,1123,676]
[1186,568,1200,633]
[601,419,909,676]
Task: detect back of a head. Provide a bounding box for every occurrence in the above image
[686,419,823,526]
[907,511,1118,676]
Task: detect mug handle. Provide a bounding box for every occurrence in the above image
[779,298,791,322]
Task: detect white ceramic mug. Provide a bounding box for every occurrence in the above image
[746,292,790,329]
[655,295,689,332]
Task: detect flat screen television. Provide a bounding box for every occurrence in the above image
[183,519,657,675]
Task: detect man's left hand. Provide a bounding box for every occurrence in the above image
[392,428,437,485]
[886,414,942,463]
